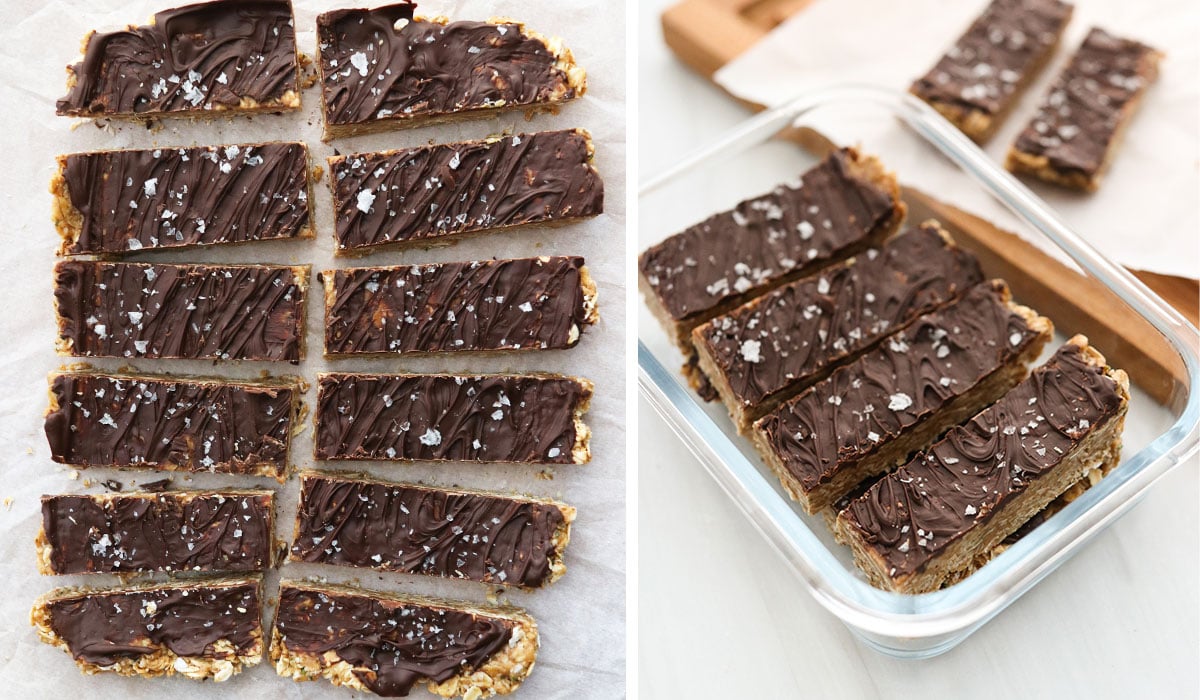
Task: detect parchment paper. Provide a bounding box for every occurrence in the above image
[0,1,626,697]
[714,0,1200,279]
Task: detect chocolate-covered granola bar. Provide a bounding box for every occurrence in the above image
[45,370,299,479]
[52,143,312,256]
[639,147,903,352]
[272,581,537,698]
[693,222,984,431]
[316,373,592,464]
[54,261,309,363]
[1006,27,1163,191]
[911,0,1074,142]
[836,337,1129,593]
[316,3,585,139]
[57,0,300,119]
[322,256,596,356]
[754,280,1053,514]
[32,577,264,681]
[37,490,273,575]
[330,130,603,254]
[290,472,575,588]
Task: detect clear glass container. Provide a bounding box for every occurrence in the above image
[637,85,1200,658]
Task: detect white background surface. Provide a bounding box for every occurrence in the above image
[0,1,625,698]
[637,0,1199,698]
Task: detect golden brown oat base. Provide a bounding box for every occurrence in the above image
[31,577,264,681]
[271,580,539,698]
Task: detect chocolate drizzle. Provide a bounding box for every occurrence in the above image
[639,148,897,325]
[695,223,983,409]
[315,374,589,464]
[45,372,295,476]
[57,0,298,117]
[291,474,568,588]
[40,491,272,574]
[54,261,307,363]
[59,143,310,255]
[841,341,1125,578]
[331,130,603,252]
[317,4,578,129]
[324,257,592,355]
[275,584,514,697]
[43,580,261,667]
[757,281,1041,491]
[1013,27,1160,178]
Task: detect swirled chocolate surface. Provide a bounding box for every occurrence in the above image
[639,148,897,326]
[1013,27,1161,178]
[317,4,577,128]
[275,583,514,697]
[54,261,307,363]
[757,281,1042,492]
[291,474,568,588]
[841,341,1125,579]
[45,372,295,476]
[911,0,1073,118]
[331,130,603,252]
[41,491,272,574]
[57,0,298,117]
[695,223,983,409]
[43,580,261,667]
[316,374,589,464]
[59,143,310,255]
[324,257,591,355]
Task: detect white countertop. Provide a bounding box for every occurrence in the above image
[635,2,1199,697]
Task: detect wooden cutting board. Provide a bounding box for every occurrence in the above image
[658,0,1198,404]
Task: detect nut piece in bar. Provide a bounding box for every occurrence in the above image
[755,280,1053,514]
[273,581,537,698]
[835,336,1130,593]
[910,0,1074,142]
[316,3,585,139]
[54,261,309,363]
[56,0,300,119]
[639,147,904,352]
[1006,27,1163,191]
[37,489,273,575]
[290,471,575,588]
[316,373,592,464]
[330,129,603,254]
[693,221,984,432]
[45,370,300,479]
[322,256,596,356]
[32,577,264,681]
[52,143,313,256]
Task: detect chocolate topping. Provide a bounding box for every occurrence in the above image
[43,580,261,667]
[57,0,298,117]
[331,130,603,252]
[291,474,569,588]
[324,257,593,355]
[275,583,514,697]
[58,143,310,255]
[757,281,1041,491]
[695,223,984,409]
[912,0,1073,117]
[639,148,898,325]
[40,491,272,574]
[1013,28,1161,178]
[315,374,590,464]
[317,4,578,129]
[54,261,307,363]
[45,372,295,477]
[841,341,1126,578]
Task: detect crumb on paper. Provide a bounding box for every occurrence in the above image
[68,470,79,481]
[537,469,554,481]
[3,498,13,511]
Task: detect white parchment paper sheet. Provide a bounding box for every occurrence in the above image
[715,0,1199,279]
[0,1,626,697]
